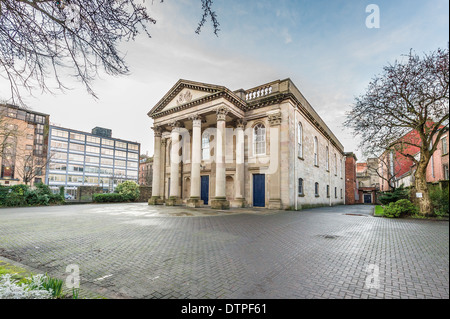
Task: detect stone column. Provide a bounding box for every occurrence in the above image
[211,106,230,210]
[160,139,167,200]
[231,119,247,208]
[268,111,282,209]
[187,115,203,208]
[167,121,182,206]
[149,127,163,205]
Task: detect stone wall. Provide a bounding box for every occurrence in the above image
[138,186,152,202]
[76,186,103,202]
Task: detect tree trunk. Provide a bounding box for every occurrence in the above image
[414,163,432,216]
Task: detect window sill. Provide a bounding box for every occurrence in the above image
[315,195,320,198]
[314,165,319,168]
[298,156,304,161]
[298,194,305,197]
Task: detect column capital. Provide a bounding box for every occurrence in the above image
[169,121,183,131]
[236,119,247,130]
[267,111,282,126]
[189,114,203,127]
[152,126,163,137]
[216,106,229,121]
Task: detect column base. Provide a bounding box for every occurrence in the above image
[230,198,247,208]
[148,196,164,205]
[268,199,282,210]
[187,197,204,208]
[210,198,230,210]
[166,197,183,206]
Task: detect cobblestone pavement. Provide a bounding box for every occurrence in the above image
[0,204,448,299]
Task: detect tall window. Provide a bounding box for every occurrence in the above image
[298,178,304,196]
[314,137,319,166]
[326,146,329,171]
[335,154,338,175]
[254,124,266,156]
[444,164,449,180]
[202,131,210,161]
[326,185,330,198]
[315,182,319,197]
[442,137,448,155]
[298,123,303,158]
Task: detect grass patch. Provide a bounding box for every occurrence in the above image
[374,205,384,217]
[0,260,31,283]
[0,260,99,299]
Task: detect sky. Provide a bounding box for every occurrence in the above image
[1,0,448,161]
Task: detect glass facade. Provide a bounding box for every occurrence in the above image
[46,126,140,193]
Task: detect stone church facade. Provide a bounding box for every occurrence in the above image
[148,79,346,209]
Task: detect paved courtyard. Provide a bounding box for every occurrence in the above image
[0,204,448,299]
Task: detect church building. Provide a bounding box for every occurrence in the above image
[148,79,346,209]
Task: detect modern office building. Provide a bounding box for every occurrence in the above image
[46,126,140,198]
[0,104,50,186]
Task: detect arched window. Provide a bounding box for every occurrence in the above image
[254,124,266,155]
[326,146,329,171]
[314,137,319,166]
[298,178,304,196]
[202,131,210,161]
[298,123,303,158]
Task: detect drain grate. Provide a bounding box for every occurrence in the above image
[317,235,339,239]
[344,213,367,217]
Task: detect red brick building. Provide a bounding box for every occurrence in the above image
[345,152,359,205]
[381,128,449,189]
[139,156,153,186]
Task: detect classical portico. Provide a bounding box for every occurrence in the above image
[147,79,346,210]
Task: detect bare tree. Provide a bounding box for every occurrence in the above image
[345,47,449,216]
[1,138,52,185]
[364,151,405,191]
[0,0,219,105]
[14,152,51,185]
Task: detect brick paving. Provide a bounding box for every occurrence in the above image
[0,203,448,299]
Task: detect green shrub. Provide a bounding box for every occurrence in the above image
[429,187,449,217]
[0,184,63,207]
[59,186,65,197]
[3,192,26,207]
[115,181,140,202]
[11,184,29,196]
[383,199,418,218]
[378,185,409,205]
[93,193,126,203]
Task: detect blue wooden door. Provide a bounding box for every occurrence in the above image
[201,176,209,205]
[253,174,265,207]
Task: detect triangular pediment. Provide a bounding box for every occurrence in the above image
[148,80,226,116]
[161,88,213,112]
